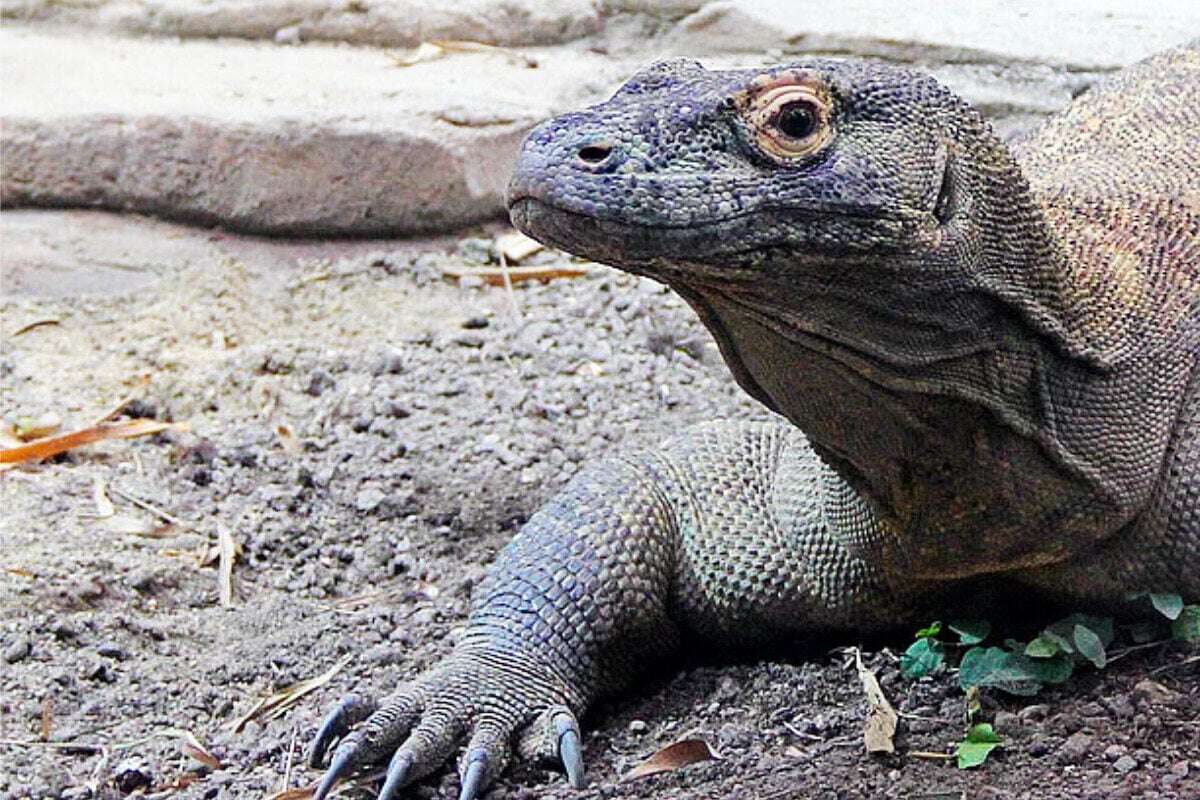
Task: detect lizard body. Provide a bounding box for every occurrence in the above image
[310,43,1199,799]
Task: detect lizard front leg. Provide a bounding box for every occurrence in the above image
[309,449,685,799]
[309,419,916,799]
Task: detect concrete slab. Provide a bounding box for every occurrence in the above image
[665,0,1200,70]
[0,0,603,48]
[2,1,1195,239]
[0,26,627,236]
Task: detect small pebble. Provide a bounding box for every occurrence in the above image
[1018,703,1050,722]
[1112,755,1138,774]
[355,487,385,513]
[628,720,647,734]
[3,635,31,664]
[1057,731,1094,765]
[992,710,1020,735]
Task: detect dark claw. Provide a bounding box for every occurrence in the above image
[313,744,356,800]
[458,757,486,800]
[309,693,379,768]
[377,750,413,800]
[557,722,585,788]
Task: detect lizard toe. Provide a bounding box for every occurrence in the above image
[308,692,378,768]
[457,719,512,800]
[311,688,424,798]
[517,704,587,788]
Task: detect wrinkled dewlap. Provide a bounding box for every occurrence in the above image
[309,44,1199,800]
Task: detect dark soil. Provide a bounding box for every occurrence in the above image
[1,221,1196,800]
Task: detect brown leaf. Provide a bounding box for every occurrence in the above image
[0,419,187,464]
[264,783,318,800]
[40,698,53,742]
[855,648,898,754]
[275,423,300,454]
[179,732,222,770]
[12,413,62,441]
[625,738,719,780]
[441,265,588,286]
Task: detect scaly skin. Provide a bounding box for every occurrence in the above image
[310,44,1200,799]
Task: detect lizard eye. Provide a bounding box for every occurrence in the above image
[774,101,818,139]
[744,83,832,162]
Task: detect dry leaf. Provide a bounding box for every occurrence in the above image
[0,419,187,464]
[12,414,62,441]
[275,424,300,454]
[4,566,36,579]
[265,782,319,800]
[93,374,152,424]
[217,526,237,607]
[229,656,352,733]
[855,648,898,754]
[390,41,444,66]
[494,231,544,264]
[441,265,588,286]
[40,698,53,742]
[625,738,719,780]
[92,477,115,518]
[178,730,222,769]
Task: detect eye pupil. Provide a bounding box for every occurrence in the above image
[775,102,817,139]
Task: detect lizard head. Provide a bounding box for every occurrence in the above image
[506,57,1016,288]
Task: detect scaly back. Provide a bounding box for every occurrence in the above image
[1014,42,1200,364]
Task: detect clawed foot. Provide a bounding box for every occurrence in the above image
[308,654,586,799]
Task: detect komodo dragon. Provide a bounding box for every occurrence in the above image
[310,43,1199,799]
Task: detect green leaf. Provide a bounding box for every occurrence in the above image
[1022,653,1075,685]
[955,723,1002,769]
[1149,593,1184,620]
[914,621,942,639]
[1047,614,1114,651]
[958,647,1041,696]
[959,647,1074,694]
[1072,624,1107,669]
[1024,635,1061,658]
[948,620,991,645]
[1172,606,1200,642]
[901,637,945,679]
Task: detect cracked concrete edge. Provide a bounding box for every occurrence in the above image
[1,115,531,236]
[0,0,709,49]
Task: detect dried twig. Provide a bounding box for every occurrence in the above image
[229,656,353,733]
[441,264,588,286]
[10,318,61,337]
[217,526,237,607]
[108,485,195,530]
[0,420,186,464]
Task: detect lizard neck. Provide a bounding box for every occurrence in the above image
[672,136,1185,577]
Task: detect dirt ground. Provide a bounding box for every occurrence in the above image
[1,214,1197,800]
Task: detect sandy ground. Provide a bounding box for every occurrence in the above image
[1,210,1197,799]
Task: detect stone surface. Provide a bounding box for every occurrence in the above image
[3,1,1197,238]
[662,0,1200,69]
[0,26,623,236]
[0,0,603,48]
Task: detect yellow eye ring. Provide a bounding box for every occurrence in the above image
[744,83,832,161]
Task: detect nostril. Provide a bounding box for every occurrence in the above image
[576,141,614,165]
